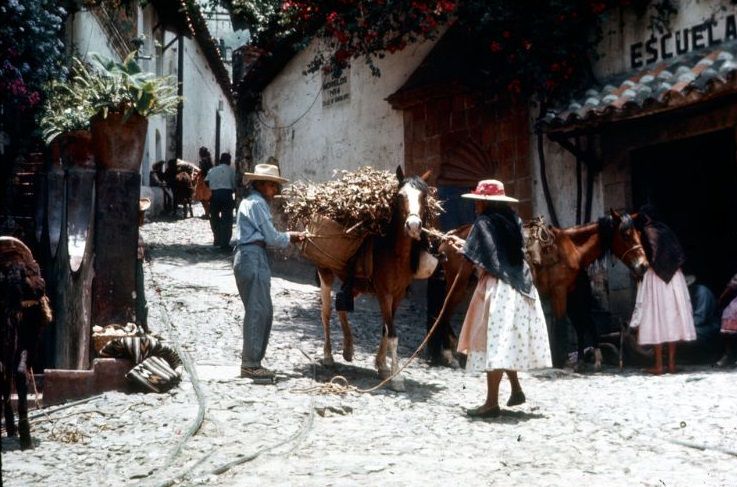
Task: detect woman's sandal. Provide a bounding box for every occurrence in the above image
[466,405,501,418]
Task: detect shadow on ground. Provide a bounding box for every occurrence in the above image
[290,361,446,402]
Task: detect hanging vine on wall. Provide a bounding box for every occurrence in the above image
[227,0,679,100]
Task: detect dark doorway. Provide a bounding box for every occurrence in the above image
[631,129,737,294]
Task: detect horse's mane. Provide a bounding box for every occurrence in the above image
[596,212,634,260]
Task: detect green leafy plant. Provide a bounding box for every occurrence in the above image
[72,51,181,120]
[37,79,94,143]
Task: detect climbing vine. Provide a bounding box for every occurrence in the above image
[229,0,678,99]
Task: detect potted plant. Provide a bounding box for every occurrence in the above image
[71,51,181,171]
[38,79,96,169]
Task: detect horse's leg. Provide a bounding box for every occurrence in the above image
[337,311,353,362]
[550,288,569,369]
[1,371,15,438]
[386,298,406,392]
[317,269,335,367]
[374,293,392,380]
[16,350,31,449]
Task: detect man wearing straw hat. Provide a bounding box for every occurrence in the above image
[235,163,305,381]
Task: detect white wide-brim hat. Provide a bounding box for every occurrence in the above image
[461,179,519,203]
[244,163,289,184]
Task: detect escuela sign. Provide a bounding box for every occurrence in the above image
[630,13,737,69]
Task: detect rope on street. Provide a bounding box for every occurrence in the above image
[292,264,464,395]
[146,260,208,467]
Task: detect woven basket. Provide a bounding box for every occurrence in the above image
[300,216,366,272]
[92,333,136,355]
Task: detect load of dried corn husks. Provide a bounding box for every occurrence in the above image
[281,166,443,235]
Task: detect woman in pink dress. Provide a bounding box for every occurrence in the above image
[715,273,737,367]
[450,180,551,418]
[630,207,696,374]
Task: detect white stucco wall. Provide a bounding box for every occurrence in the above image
[247,37,439,183]
[173,35,236,164]
[595,0,737,78]
[68,10,121,62]
[68,6,235,195]
[535,0,737,224]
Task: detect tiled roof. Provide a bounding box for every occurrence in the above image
[542,41,737,131]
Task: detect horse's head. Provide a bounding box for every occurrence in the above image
[395,166,430,240]
[609,209,649,278]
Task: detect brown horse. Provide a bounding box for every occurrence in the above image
[316,167,432,391]
[434,209,649,370]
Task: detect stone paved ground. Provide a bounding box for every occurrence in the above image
[3,205,737,486]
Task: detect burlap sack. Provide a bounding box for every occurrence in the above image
[300,216,367,272]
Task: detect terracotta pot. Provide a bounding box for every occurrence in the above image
[48,138,62,168]
[59,130,95,169]
[91,111,148,171]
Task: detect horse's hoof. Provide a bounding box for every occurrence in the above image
[378,368,391,380]
[440,350,461,369]
[20,435,33,450]
[343,345,354,363]
[388,378,406,392]
[321,356,335,367]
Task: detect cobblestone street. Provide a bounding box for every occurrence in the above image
[3,207,737,486]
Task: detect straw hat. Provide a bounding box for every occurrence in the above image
[461,179,519,203]
[243,163,289,184]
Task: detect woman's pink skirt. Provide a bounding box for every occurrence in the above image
[630,269,696,345]
[721,297,737,334]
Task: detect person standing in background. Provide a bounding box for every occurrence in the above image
[197,147,214,219]
[715,272,737,367]
[205,153,236,250]
[630,206,696,374]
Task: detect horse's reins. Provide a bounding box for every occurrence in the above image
[619,244,644,265]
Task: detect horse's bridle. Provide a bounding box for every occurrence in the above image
[619,244,644,265]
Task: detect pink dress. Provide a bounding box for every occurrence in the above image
[630,268,696,345]
[721,296,737,334]
[457,272,551,373]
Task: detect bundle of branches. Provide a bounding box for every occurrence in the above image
[281,166,443,235]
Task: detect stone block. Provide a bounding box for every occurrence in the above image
[43,358,134,407]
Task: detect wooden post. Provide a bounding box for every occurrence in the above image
[50,168,95,370]
[92,170,140,326]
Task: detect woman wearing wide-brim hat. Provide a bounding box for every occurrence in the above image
[233,163,305,381]
[450,179,551,418]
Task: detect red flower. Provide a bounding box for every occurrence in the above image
[335,49,351,63]
[489,41,503,53]
[507,79,521,94]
